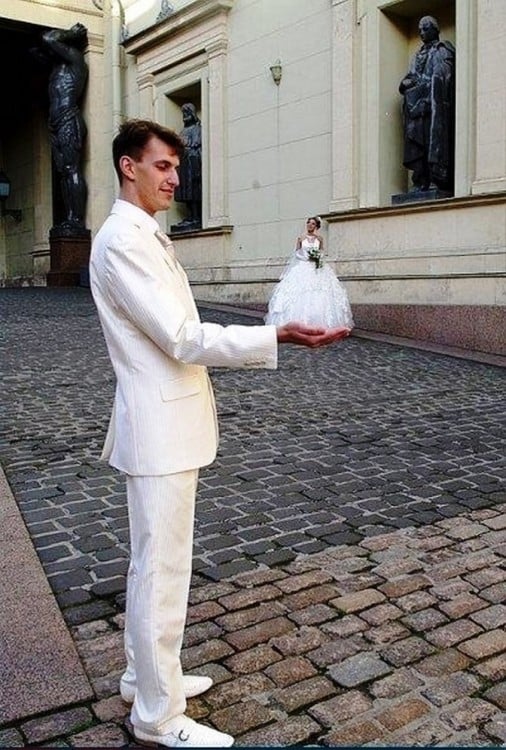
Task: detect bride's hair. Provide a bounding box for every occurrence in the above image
[307,216,321,229]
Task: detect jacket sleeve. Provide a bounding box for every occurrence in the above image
[103,232,278,369]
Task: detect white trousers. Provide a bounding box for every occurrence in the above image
[122,470,199,733]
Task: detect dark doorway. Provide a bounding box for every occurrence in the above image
[0,18,50,140]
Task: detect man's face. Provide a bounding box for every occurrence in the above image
[121,136,180,216]
[419,19,438,43]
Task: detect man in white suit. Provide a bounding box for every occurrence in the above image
[89,119,350,748]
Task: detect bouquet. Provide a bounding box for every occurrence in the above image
[307,246,323,269]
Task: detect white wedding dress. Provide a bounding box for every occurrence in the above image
[265,237,354,328]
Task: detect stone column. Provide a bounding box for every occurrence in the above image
[329,0,358,212]
[206,39,229,227]
[31,111,52,280]
[471,1,506,194]
[138,72,156,119]
[85,30,114,233]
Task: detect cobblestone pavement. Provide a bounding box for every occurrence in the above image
[0,287,505,747]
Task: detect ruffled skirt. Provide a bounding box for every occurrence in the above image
[265,259,354,328]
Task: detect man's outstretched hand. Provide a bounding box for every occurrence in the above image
[276,322,351,348]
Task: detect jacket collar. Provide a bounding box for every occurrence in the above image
[111,199,161,235]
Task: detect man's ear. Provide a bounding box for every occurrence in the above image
[119,155,136,182]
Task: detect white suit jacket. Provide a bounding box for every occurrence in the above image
[89,199,278,476]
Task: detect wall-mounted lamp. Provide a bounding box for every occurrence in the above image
[270,59,282,85]
[0,170,22,223]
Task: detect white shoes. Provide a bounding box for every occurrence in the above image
[122,676,232,746]
[134,714,234,747]
[120,674,213,704]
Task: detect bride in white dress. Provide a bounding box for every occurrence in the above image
[265,216,354,329]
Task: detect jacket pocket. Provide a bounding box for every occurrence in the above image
[159,375,201,401]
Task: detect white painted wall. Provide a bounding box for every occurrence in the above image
[227,0,332,263]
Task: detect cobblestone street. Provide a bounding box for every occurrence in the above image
[0,287,505,747]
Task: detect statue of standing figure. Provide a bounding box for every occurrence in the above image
[41,23,89,236]
[174,103,202,230]
[399,16,455,195]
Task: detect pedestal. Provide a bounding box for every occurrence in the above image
[170,220,202,234]
[46,232,91,287]
[392,188,452,205]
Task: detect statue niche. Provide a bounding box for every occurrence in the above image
[393,15,455,204]
[171,102,202,232]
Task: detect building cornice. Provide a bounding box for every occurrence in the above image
[323,191,506,223]
[123,0,234,56]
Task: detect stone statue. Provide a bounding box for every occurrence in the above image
[41,23,89,236]
[174,103,202,230]
[399,16,455,195]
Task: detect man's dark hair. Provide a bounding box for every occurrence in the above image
[112,119,185,182]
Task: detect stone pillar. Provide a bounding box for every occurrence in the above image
[206,39,229,227]
[84,30,114,234]
[138,72,156,119]
[329,0,358,212]
[471,1,506,194]
[31,111,52,280]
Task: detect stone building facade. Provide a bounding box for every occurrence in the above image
[0,0,504,354]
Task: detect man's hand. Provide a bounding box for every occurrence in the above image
[276,321,351,348]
